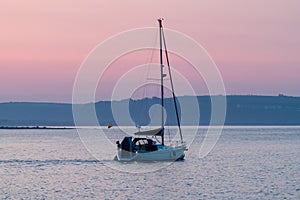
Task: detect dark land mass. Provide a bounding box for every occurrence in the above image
[0,95,299,126]
[0,126,74,130]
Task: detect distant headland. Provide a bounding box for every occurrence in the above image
[0,126,75,130]
[0,95,299,126]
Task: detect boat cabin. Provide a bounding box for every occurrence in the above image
[116,128,164,155]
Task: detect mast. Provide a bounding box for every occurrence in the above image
[158,19,164,128]
[158,18,164,145]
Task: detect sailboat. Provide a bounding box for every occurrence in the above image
[115,19,187,161]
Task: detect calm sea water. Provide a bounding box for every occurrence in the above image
[0,127,299,199]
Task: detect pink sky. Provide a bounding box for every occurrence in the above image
[1,0,299,102]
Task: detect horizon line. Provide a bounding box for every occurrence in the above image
[1,94,299,104]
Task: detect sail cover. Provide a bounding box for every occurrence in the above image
[134,128,164,136]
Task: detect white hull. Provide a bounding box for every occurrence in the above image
[116,145,186,162]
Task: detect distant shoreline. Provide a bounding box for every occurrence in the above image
[1,125,299,129]
[0,126,75,130]
[1,95,299,126]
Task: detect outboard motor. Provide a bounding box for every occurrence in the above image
[120,137,134,158]
[116,141,120,149]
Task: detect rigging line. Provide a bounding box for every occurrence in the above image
[136,31,158,127]
[144,31,159,97]
[162,28,183,144]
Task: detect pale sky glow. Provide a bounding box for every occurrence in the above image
[0,0,299,102]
